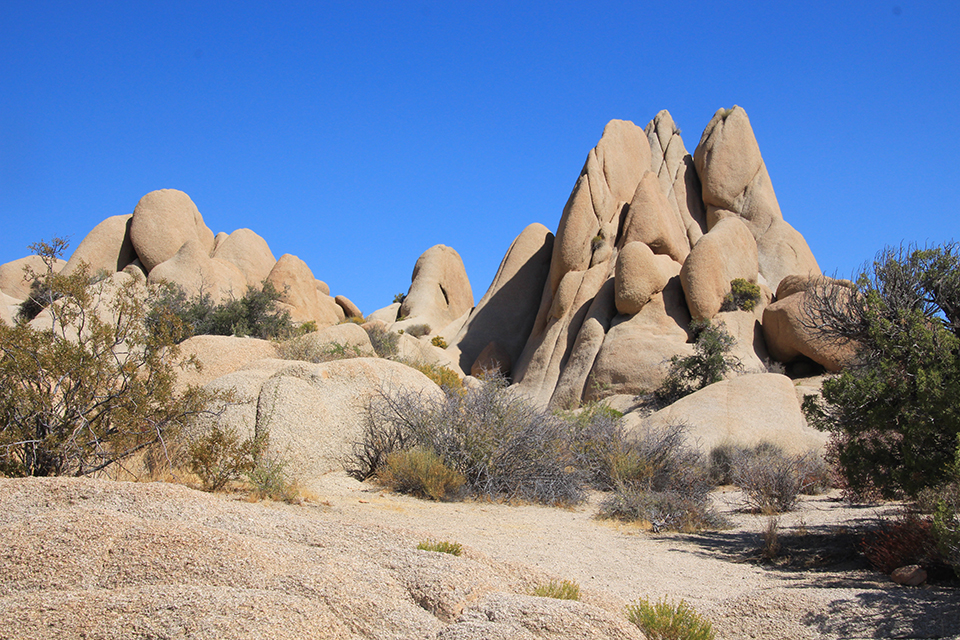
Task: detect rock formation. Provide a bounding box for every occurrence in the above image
[447,105,829,410]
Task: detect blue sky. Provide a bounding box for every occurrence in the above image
[2,1,958,314]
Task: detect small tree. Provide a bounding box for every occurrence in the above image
[655,320,742,405]
[0,239,218,477]
[802,243,960,498]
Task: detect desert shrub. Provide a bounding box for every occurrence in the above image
[409,362,463,392]
[277,337,364,363]
[148,280,298,342]
[365,324,400,358]
[760,516,781,561]
[802,243,960,499]
[731,444,810,513]
[417,540,462,556]
[655,320,742,406]
[347,373,585,505]
[188,425,268,492]
[599,424,723,532]
[720,278,762,312]
[563,401,626,490]
[626,597,715,640]
[532,579,581,601]
[340,316,365,325]
[378,447,466,500]
[431,335,448,349]
[405,323,431,338]
[246,452,299,503]
[861,512,942,574]
[393,293,407,304]
[707,442,742,485]
[0,239,218,477]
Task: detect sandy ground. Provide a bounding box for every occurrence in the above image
[306,472,960,640]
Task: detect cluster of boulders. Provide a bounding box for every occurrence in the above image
[386,107,851,407]
[0,105,853,462]
[0,189,361,329]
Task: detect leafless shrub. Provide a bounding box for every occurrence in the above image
[405,323,431,338]
[732,443,830,513]
[599,423,725,531]
[346,373,584,505]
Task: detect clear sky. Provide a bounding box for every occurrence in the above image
[2,1,958,314]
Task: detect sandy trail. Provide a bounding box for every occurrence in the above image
[309,472,960,639]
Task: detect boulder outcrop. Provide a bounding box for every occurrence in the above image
[762,275,856,372]
[397,245,474,334]
[267,254,343,328]
[629,373,828,454]
[212,227,277,288]
[130,189,216,273]
[62,214,137,276]
[0,255,66,300]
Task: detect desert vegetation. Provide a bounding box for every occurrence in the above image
[653,320,742,406]
[626,597,715,640]
[802,242,960,577]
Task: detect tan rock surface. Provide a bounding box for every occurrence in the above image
[620,171,690,263]
[266,254,341,328]
[614,241,679,315]
[0,255,66,299]
[335,294,363,319]
[146,240,247,304]
[367,302,402,324]
[399,245,474,332]
[630,373,827,454]
[471,341,512,378]
[762,277,856,372]
[175,335,279,389]
[693,107,819,292]
[1,292,20,325]
[62,214,137,276]
[281,323,377,361]
[645,110,707,247]
[129,189,215,272]
[586,277,692,401]
[680,217,759,321]
[212,228,277,288]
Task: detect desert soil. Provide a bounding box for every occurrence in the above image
[310,472,960,640]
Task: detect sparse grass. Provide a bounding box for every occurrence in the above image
[417,540,463,556]
[246,453,300,503]
[277,336,365,363]
[531,579,581,601]
[626,597,715,640]
[761,516,781,561]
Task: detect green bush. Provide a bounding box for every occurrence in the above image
[188,425,268,492]
[430,335,448,349]
[393,293,407,304]
[246,452,299,503]
[417,540,463,556]
[147,280,298,342]
[720,278,762,312]
[626,597,715,640]
[655,320,742,406]
[532,579,581,601]
[802,243,960,499]
[0,239,218,477]
[378,447,466,500]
